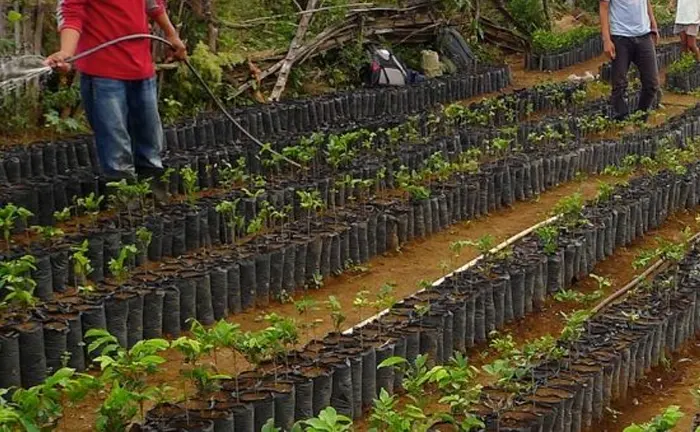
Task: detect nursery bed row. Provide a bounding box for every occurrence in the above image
[0,102,695,395]
[0,84,638,297]
[0,101,698,388]
[0,65,512,180]
[525,33,603,72]
[473,240,700,431]
[668,62,700,93]
[527,24,675,72]
[138,139,700,431]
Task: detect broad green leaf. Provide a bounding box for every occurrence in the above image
[7,11,22,23]
[377,356,407,369]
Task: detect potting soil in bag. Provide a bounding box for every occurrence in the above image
[126,291,145,348]
[328,358,353,418]
[0,329,21,388]
[143,289,165,339]
[18,321,47,387]
[44,320,69,373]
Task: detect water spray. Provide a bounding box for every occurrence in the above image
[0,34,301,169]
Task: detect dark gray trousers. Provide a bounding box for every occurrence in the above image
[610,33,660,119]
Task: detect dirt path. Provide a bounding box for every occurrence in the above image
[596,327,700,429]
[57,172,609,430]
[350,204,700,431]
[595,340,700,431]
[55,51,699,430]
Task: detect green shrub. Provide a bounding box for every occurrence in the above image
[532,26,599,53]
[668,53,698,76]
[508,0,548,34]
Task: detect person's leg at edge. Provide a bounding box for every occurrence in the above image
[126,77,166,200]
[685,26,700,61]
[80,74,136,181]
[610,35,633,120]
[680,30,689,53]
[633,34,660,118]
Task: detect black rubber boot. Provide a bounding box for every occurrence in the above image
[136,167,168,206]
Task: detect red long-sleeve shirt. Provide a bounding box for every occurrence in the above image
[57,0,166,80]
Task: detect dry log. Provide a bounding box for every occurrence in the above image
[230,0,469,99]
[269,0,320,101]
[0,0,6,39]
[33,0,44,54]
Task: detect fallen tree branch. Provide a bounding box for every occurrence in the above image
[270,0,320,101]
[216,2,373,27]
[230,1,444,99]
[479,16,529,51]
[231,19,357,98]
[486,0,532,37]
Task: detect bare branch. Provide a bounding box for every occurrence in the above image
[269,0,321,101]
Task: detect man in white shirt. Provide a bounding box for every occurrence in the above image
[600,0,660,120]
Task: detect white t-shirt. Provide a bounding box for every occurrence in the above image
[606,0,651,37]
[676,0,700,25]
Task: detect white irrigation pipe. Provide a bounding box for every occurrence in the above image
[342,214,562,335]
[590,231,700,316]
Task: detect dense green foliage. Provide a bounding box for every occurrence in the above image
[507,0,549,34]
[531,26,598,53]
[668,53,699,76]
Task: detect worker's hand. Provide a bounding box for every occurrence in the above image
[604,39,616,60]
[44,50,72,73]
[166,35,187,62]
[650,30,659,45]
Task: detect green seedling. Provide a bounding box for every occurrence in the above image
[0,255,38,309]
[107,244,138,285]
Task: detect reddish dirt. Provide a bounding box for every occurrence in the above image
[473,212,700,368]
[52,47,698,430]
[597,342,700,431]
[57,172,609,430]
[351,211,700,431]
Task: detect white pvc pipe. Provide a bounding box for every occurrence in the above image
[343,214,562,335]
[590,231,700,316]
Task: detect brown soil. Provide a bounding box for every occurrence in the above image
[351,210,700,431]
[596,342,700,431]
[57,171,607,431]
[474,211,700,370]
[53,48,698,430]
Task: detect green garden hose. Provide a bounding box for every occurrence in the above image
[61,33,301,169]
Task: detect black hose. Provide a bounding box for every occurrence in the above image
[66,33,301,169]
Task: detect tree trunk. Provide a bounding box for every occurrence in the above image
[22,1,35,54]
[33,0,44,54]
[0,0,6,41]
[202,0,217,52]
[487,0,532,37]
[269,0,321,101]
[13,0,20,53]
[542,0,551,28]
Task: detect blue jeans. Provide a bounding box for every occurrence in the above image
[81,74,164,180]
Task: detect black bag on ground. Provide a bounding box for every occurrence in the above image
[437,26,477,72]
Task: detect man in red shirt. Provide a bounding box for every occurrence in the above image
[45,0,186,189]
